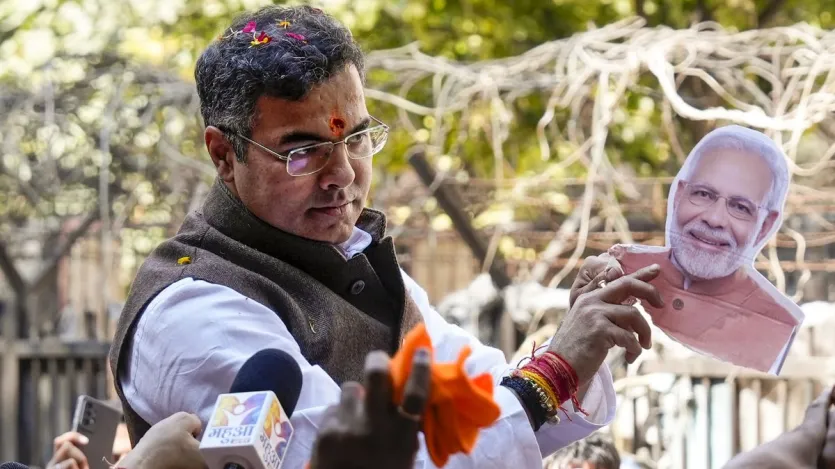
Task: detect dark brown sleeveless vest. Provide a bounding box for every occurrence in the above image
[109,180,423,444]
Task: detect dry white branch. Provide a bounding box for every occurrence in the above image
[367,20,835,295]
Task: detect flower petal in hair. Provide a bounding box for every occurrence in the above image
[278,20,291,28]
[285,32,306,42]
[250,31,271,46]
[242,21,257,34]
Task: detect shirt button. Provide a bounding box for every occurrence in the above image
[672,298,684,310]
[350,280,366,295]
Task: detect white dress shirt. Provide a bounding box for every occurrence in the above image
[121,228,617,469]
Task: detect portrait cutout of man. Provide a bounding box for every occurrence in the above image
[609,125,804,374]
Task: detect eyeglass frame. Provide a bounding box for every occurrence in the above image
[679,181,768,222]
[224,116,390,176]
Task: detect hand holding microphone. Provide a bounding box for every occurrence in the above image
[309,348,431,469]
[118,412,206,469]
[199,349,303,469]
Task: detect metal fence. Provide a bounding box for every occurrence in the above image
[1,339,111,467]
[1,295,112,467]
[614,356,835,469]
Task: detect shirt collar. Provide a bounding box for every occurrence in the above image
[338,226,373,258]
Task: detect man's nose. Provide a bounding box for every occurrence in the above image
[317,144,355,190]
[701,198,730,228]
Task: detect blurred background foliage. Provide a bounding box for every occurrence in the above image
[0,0,832,282]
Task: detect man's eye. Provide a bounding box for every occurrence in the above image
[291,147,313,157]
[732,202,753,215]
[346,133,365,144]
[694,190,713,198]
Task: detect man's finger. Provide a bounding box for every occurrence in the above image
[311,405,344,467]
[571,258,626,306]
[318,404,342,432]
[570,255,610,307]
[605,304,653,349]
[797,386,835,436]
[821,408,835,465]
[604,255,625,282]
[610,328,642,363]
[400,347,431,419]
[630,264,662,283]
[53,432,88,453]
[53,460,80,469]
[572,273,605,303]
[337,381,365,427]
[168,412,203,437]
[574,255,607,286]
[364,350,393,430]
[600,266,664,308]
[53,441,87,469]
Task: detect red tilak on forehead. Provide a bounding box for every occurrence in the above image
[329,114,346,137]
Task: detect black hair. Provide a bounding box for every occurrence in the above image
[195,5,365,162]
[547,433,621,469]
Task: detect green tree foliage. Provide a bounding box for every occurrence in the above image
[0,0,832,284]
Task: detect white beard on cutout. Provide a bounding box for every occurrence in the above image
[670,216,760,280]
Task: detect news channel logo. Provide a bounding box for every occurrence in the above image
[263,398,293,459]
[211,393,267,427]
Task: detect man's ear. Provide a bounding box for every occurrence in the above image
[205,126,237,183]
[755,210,780,245]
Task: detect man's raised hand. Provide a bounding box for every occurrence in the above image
[550,264,663,385]
[310,348,431,469]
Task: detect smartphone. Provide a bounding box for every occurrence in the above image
[71,396,123,469]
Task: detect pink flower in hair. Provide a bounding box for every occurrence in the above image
[242,21,257,34]
[286,32,306,42]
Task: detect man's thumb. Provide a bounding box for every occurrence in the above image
[169,412,203,437]
[798,387,834,434]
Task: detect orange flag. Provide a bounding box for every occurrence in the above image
[390,323,502,467]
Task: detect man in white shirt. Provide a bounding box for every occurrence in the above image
[109,5,663,469]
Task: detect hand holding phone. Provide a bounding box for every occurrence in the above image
[47,431,89,469]
[67,396,122,469]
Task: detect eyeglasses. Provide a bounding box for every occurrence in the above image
[682,182,763,221]
[230,116,389,177]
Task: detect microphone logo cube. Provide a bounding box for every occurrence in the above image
[212,393,266,427]
[200,391,294,469]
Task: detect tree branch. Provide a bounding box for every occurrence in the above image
[757,0,787,27]
[29,207,100,293]
[635,0,647,19]
[0,6,45,44]
[0,240,26,297]
[696,0,714,23]
[409,151,512,289]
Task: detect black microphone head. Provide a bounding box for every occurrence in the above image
[0,463,29,469]
[230,349,303,418]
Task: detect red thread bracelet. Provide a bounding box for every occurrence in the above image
[518,349,588,419]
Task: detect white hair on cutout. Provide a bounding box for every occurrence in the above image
[675,125,790,213]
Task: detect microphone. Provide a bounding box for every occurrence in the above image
[200,349,303,469]
[0,463,29,469]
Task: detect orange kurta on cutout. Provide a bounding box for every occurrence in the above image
[390,323,501,468]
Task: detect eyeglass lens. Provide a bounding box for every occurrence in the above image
[287,127,387,176]
[686,185,758,221]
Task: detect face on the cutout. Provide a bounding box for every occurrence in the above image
[214,65,372,244]
[670,149,777,280]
